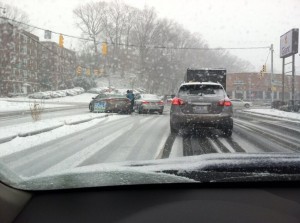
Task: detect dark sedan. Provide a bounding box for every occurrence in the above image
[89,94,132,114]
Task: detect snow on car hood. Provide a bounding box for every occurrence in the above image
[1,153,300,190]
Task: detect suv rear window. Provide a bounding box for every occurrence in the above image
[179,84,225,96]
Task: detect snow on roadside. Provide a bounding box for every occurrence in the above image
[0,101,71,112]
[0,115,126,157]
[0,93,98,105]
[0,113,114,140]
[246,109,300,120]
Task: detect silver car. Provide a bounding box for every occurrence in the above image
[135,94,164,114]
[230,99,253,109]
[170,82,233,137]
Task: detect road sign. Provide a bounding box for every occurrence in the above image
[44,30,52,39]
[280,29,299,58]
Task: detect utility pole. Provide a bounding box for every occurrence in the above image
[292,54,295,107]
[282,58,285,102]
[270,44,274,102]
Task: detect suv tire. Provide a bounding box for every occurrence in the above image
[170,122,179,134]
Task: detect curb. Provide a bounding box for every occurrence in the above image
[65,118,93,125]
[0,105,85,118]
[0,135,18,144]
[241,110,300,122]
[0,114,112,144]
[18,124,64,137]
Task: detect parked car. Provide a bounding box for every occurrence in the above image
[89,94,132,114]
[279,100,300,112]
[74,87,85,93]
[134,94,164,114]
[55,91,67,97]
[28,92,51,99]
[73,87,84,94]
[230,99,253,109]
[48,91,61,98]
[66,89,78,96]
[164,95,175,104]
[170,82,233,137]
[271,100,286,109]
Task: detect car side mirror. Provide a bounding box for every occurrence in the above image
[92,97,95,99]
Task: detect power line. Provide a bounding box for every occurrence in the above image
[1,16,270,51]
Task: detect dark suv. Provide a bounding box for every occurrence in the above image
[170,82,233,137]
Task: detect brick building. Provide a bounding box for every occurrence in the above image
[0,22,77,96]
[39,41,76,90]
[0,22,41,96]
[227,72,300,101]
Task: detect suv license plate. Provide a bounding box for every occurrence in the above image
[193,106,208,113]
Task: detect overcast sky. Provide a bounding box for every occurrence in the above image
[2,0,300,73]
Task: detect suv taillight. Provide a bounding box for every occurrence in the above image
[172,97,184,105]
[218,99,232,107]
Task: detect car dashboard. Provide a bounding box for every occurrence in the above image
[1,181,300,223]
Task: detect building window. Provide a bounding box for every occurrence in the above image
[23,59,27,66]
[11,55,16,64]
[21,46,27,54]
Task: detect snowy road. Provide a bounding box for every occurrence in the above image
[0,109,300,178]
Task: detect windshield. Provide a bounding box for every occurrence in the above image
[0,0,300,190]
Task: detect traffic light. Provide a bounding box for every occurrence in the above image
[59,34,64,48]
[262,64,266,73]
[86,68,91,76]
[76,66,82,75]
[102,42,107,55]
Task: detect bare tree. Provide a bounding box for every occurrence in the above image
[0,2,32,31]
[73,2,107,54]
[73,1,254,94]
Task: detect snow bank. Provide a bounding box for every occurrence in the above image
[0,101,71,112]
[0,115,125,157]
[0,93,98,105]
[246,109,300,121]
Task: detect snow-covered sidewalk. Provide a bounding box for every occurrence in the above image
[244,109,300,121]
[0,100,72,113]
[0,113,118,146]
[1,93,98,105]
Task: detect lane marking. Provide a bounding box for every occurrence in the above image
[38,123,134,176]
[217,138,236,153]
[207,138,222,153]
[169,136,183,158]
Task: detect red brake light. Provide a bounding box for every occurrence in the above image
[172,97,184,105]
[157,101,164,105]
[142,101,150,104]
[218,100,232,107]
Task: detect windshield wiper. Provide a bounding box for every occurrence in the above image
[159,157,300,183]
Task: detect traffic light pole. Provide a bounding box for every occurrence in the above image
[282,58,285,102]
[270,44,274,102]
[292,54,295,107]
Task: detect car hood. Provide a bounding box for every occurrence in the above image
[1,153,300,190]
